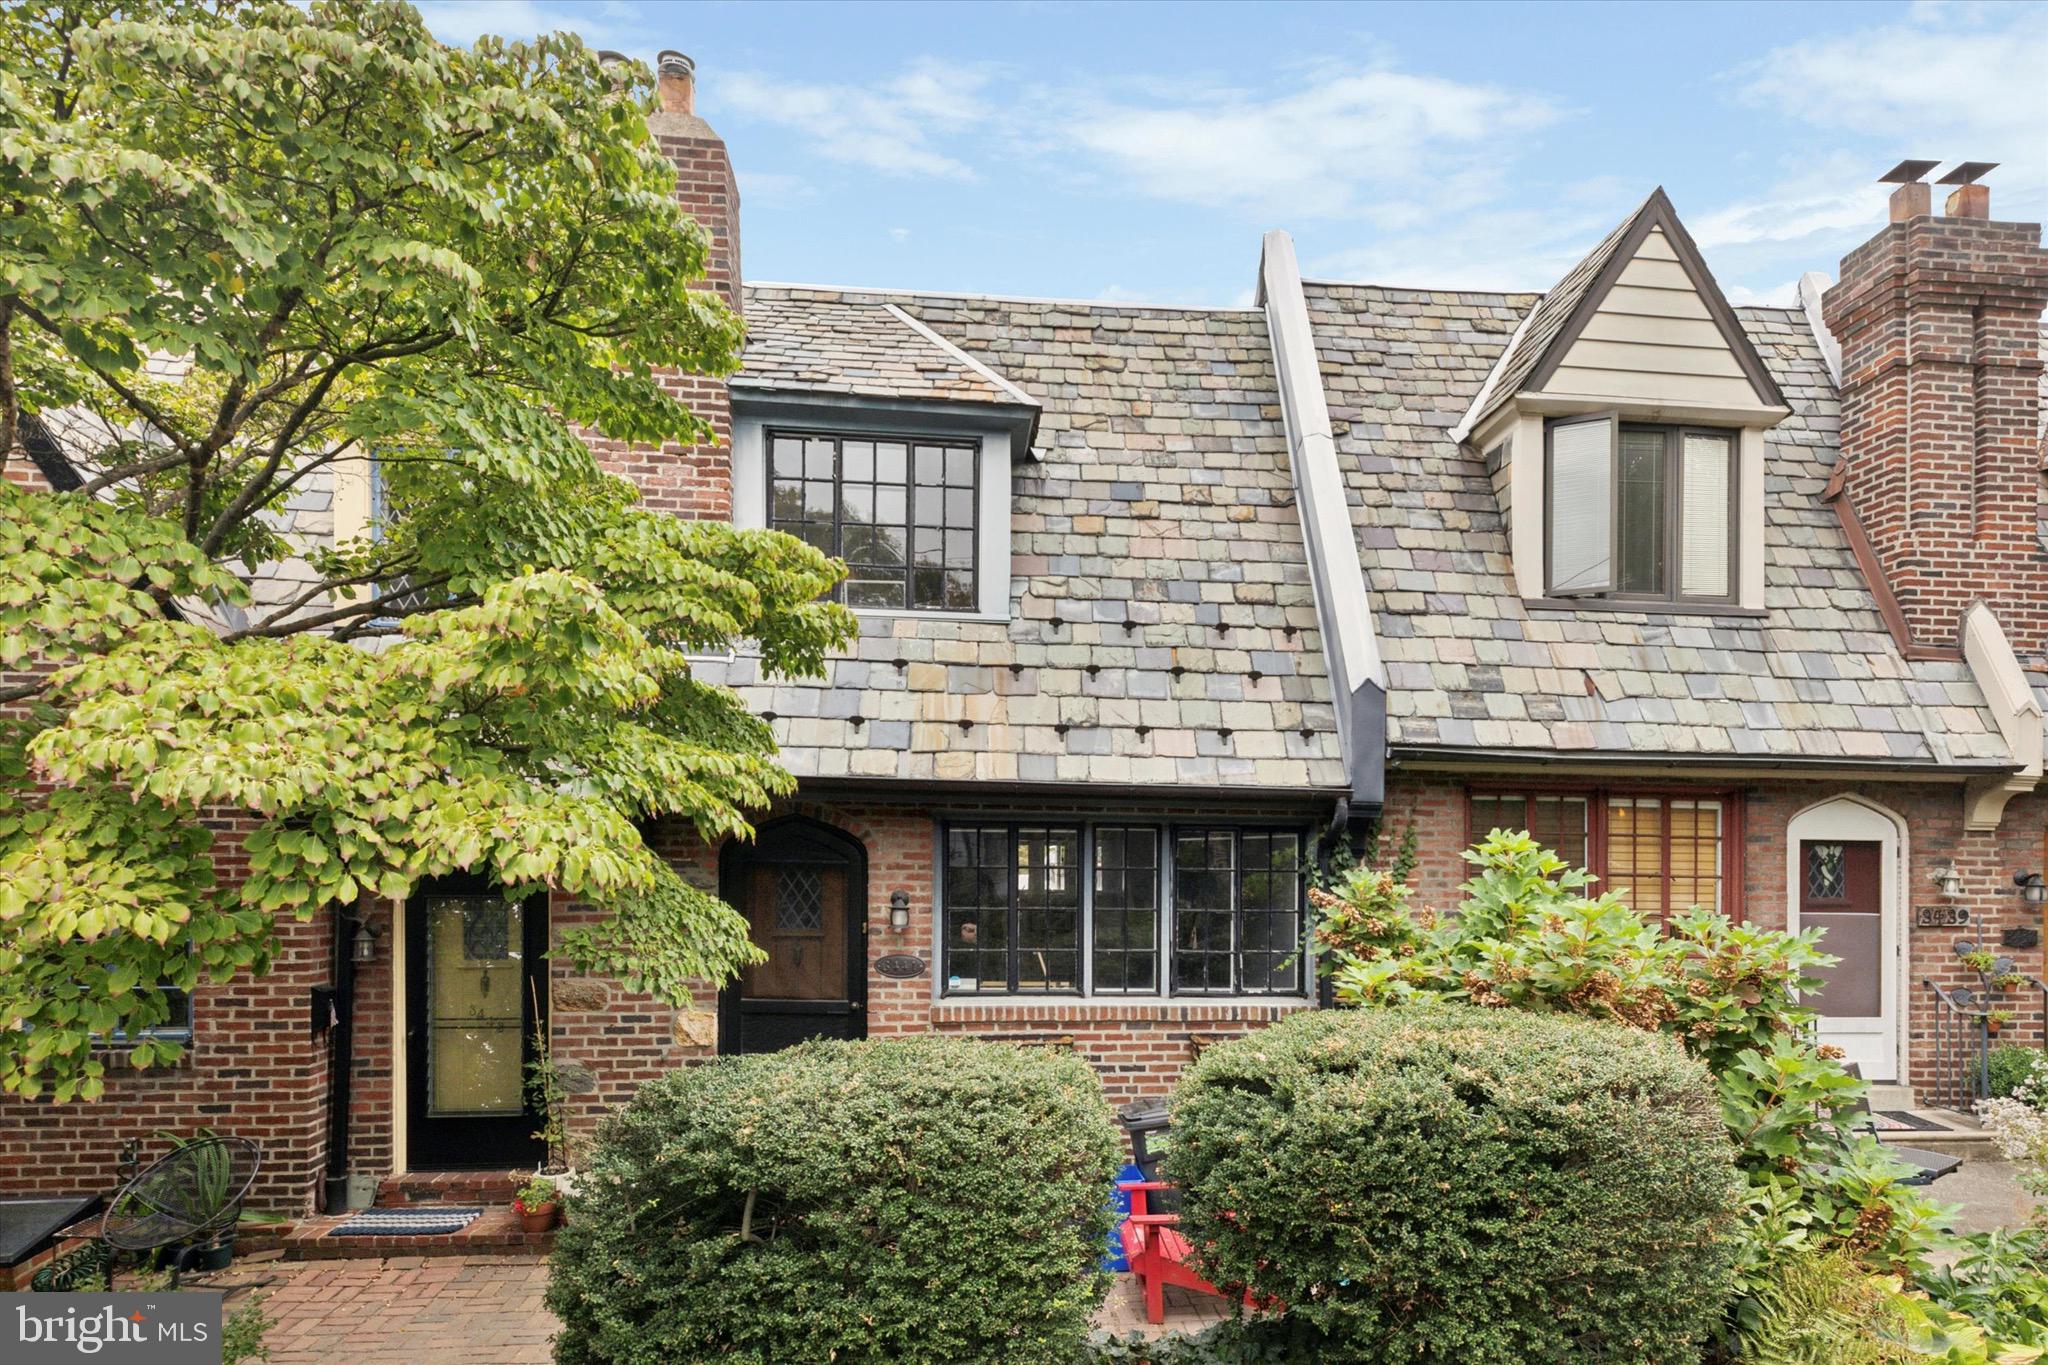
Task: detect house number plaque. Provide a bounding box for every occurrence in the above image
[1916,905,1971,928]
[875,954,927,980]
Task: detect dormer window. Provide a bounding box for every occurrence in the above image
[768,428,979,612]
[1547,417,1735,603]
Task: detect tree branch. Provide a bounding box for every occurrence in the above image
[220,573,465,642]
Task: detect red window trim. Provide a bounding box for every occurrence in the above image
[1463,784,1746,923]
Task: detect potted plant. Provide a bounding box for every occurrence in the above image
[525,980,576,1195]
[1986,1009,2015,1038]
[514,1176,559,1233]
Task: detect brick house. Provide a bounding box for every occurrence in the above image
[3,55,2044,1219]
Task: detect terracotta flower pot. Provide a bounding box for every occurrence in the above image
[517,1202,558,1234]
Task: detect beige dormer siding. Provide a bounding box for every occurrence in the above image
[1540,229,1764,409]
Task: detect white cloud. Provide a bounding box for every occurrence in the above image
[1057,64,1567,222]
[1306,181,1639,293]
[415,0,642,51]
[736,170,814,209]
[1733,4,2048,162]
[713,60,996,179]
[888,227,911,242]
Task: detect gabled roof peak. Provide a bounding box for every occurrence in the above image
[1453,189,1784,441]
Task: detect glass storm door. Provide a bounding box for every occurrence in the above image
[1800,839,1892,1078]
[719,821,867,1055]
[405,878,547,1169]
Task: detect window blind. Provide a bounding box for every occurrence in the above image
[1548,417,1614,594]
[1680,432,1731,597]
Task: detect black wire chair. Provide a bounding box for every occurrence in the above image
[99,1136,261,1285]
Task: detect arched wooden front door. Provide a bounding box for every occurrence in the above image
[718,819,868,1055]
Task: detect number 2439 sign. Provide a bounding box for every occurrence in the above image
[1916,905,1971,928]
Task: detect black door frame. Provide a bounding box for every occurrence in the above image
[717,817,869,1055]
[404,873,549,1170]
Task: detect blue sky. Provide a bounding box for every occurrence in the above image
[417,0,2048,307]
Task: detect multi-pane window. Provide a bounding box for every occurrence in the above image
[1092,827,1160,993]
[941,824,1304,997]
[768,429,978,612]
[103,982,192,1042]
[1547,418,1735,603]
[1468,794,1589,868]
[943,826,1080,993]
[1607,797,1724,920]
[1468,790,1733,922]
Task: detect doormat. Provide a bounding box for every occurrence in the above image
[329,1206,482,1237]
[1869,1111,1950,1132]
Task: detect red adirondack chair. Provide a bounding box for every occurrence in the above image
[1116,1179,1263,1325]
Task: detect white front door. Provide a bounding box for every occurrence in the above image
[1787,799,1903,1082]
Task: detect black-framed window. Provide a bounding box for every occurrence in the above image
[1092,826,1161,993]
[1173,829,1303,996]
[941,823,1304,998]
[768,429,978,612]
[103,982,192,1043]
[1546,418,1735,603]
[943,825,1079,992]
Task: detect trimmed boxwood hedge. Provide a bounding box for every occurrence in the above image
[546,1035,1121,1364]
[1167,1005,1743,1364]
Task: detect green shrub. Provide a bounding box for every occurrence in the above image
[1313,831,1958,1340]
[1167,1005,1743,1364]
[1988,1044,2047,1100]
[546,1035,1121,1365]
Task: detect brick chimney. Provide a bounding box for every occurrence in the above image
[583,48,741,521]
[1822,169,2048,664]
[649,50,741,319]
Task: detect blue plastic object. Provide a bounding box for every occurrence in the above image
[1101,1161,1144,1272]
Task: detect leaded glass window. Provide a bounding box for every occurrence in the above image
[1806,843,1846,902]
[768,429,977,612]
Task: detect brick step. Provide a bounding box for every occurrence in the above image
[375,1170,532,1207]
[282,1205,556,1261]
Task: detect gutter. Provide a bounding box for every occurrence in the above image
[1256,231,1387,809]
[1389,744,2021,777]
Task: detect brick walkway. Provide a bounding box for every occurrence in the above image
[211,1257,555,1364]
[195,1257,1223,1361]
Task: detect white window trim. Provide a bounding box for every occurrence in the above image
[1481,398,1773,612]
[731,414,1013,622]
[929,820,1314,1004]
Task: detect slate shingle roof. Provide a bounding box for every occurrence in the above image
[692,286,1348,791]
[1304,281,2014,767]
[735,290,1035,409]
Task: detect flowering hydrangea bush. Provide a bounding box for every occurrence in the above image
[1979,1059,2048,1212]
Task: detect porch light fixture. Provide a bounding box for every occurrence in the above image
[350,920,378,965]
[888,891,911,933]
[1932,862,1965,899]
[2018,872,2048,909]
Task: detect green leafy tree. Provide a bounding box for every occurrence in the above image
[0,0,854,1100]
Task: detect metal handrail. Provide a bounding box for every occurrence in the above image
[1923,978,1990,1112]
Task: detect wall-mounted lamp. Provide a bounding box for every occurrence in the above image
[2018,872,2047,910]
[350,920,379,965]
[888,891,911,933]
[1932,862,1966,899]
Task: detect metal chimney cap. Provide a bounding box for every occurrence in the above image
[656,50,695,77]
[1879,159,1940,184]
[1936,161,1998,185]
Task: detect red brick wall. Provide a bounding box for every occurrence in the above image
[1384,773,2048,1097]
[542,800,1321,1119]
[1823,211,2048,662]
[577,123,743,521]
[0,820,338,1215]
